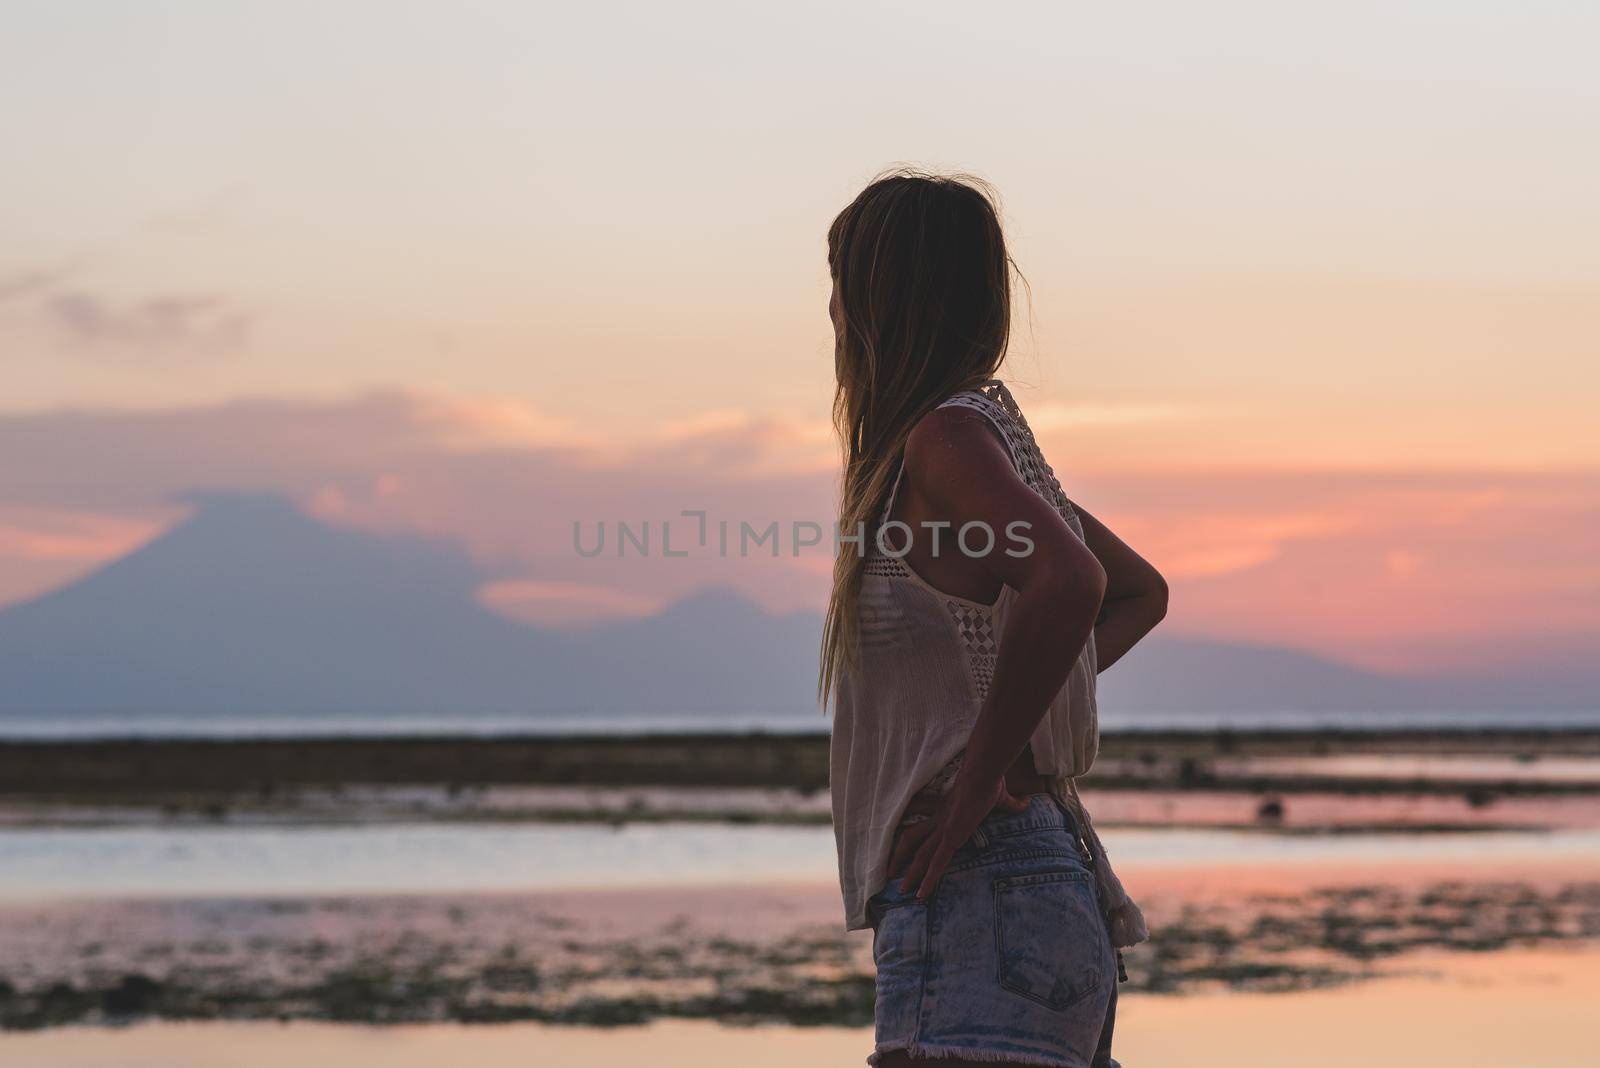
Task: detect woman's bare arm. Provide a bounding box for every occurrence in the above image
[1074,503,1168,671]
[891,407,1107,899]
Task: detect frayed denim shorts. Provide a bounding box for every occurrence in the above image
[865,792,1120,1068]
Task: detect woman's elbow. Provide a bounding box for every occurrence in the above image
[1147,568,1170,625]
[1087,558,1111,605]
[1045,555,1107,615]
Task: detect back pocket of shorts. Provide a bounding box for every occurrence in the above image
[993,870,1109,1012]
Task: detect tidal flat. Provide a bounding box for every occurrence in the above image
[1,860,1595,1030]
[1,727,1597,1044]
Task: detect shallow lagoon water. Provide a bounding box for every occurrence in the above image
[3,820,1598,901]
[4,706,1599,740]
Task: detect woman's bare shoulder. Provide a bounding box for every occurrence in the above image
[905,405,1011,480]
[902,405,1020,511]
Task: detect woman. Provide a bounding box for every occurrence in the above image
[823,170,1168,1068]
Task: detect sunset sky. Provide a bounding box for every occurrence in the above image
[2,2,1596,684]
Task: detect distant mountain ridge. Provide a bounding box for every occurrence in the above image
[0,494,1587,717]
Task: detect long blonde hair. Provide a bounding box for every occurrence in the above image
[819,168,1019,707]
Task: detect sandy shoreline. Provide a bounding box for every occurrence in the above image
[3,946,1596,1067]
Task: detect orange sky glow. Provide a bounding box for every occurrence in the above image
[1,2,1595,683]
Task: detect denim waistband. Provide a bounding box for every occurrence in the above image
[968,790,1080,846]
[873,792,1099,920]
[894,791,1093,867]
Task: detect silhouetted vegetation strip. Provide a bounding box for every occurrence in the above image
[1,728,1596,800]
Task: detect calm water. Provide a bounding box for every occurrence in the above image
[3,821,1597,901]
[2,707,1598,739]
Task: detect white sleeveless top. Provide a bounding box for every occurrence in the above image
[828,379,1148,946]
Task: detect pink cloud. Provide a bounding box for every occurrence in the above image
[477,579,665,627]
[0,505,175,607]
[0,391,1595,679]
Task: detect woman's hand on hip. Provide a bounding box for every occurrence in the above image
[891,777,1030,899]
